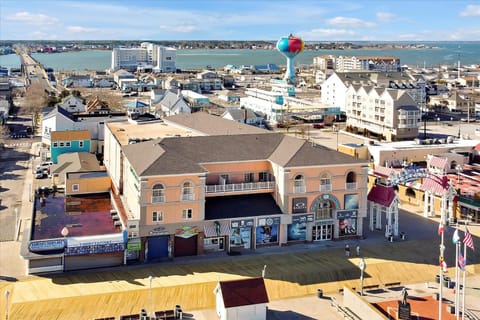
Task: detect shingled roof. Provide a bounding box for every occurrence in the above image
[218,277,269,308]
[123,133,366,177]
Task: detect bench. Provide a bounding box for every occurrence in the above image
[155,309,175,319]
[363,284,380,290]
[384,282,401,287]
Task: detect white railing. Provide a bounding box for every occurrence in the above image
[151,195,165,203]
[205,181,275,194]
[294,185,306,194]
[345,182,357,190]
[181,193,194,201]
[320,184,332,192]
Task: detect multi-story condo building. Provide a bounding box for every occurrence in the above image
[313,55,400,73]
[321,71,426,112]
[345,85,421,141]
[111,42,176,73]
[104,113,368,261]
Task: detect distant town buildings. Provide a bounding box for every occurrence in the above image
[313,55,401,73]
[111,42,176,73]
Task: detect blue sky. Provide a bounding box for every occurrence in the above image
[1,0,480,41]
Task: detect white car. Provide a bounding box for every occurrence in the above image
[36,161,53,171]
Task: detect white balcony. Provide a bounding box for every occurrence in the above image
[345,182,357,190]
[294,186,306,194]
[320,184,332,192]
[181,194,194,201]
[205,181,275,194]
[151,195,165,203]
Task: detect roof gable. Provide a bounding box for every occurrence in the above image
[219,278,269,308]
[367,184,397,207]
[51,130,91,141]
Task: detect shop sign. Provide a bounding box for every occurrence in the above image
[337,209,358,219]
[257,216,281,226]
[150,226,169,236]
[127,238,142,251]
[231,218,254,228]
[291,214,314,224]
[175,226,199,239]
[29,239,65,252]
[292,197,308,213]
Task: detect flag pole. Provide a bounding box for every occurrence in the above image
[461,233,467,320]
[455,241,460,320]
[439,221,445,320]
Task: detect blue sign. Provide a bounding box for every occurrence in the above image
[29,239,65,252]
[231,219,254,228]
[337,209,358,219]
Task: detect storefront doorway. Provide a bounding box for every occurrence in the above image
[312,224,333,241]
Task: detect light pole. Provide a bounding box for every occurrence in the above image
[359,258,366,296]
[4,290,9,320]
[148,275,153,318]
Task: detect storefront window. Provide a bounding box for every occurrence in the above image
[255,225,279,245]
[315,200,333,220]
[230,227,251,249]
[288,221,307,241]
[339,218,357,236]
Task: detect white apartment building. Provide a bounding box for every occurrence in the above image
[321,71,426,112]
[111,42,176,73]
[313,55,400,73]
[240,88,285,122]
[345,85,421,141]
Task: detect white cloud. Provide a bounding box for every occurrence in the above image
[376,12,396,22]
[326,16,376,28]
[66,26,99,33]
[7,11,58,25]
[159,24,199,33]
[298,28,355,40]
[459,5,480,16]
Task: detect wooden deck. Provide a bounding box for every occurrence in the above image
[3,239,480,320]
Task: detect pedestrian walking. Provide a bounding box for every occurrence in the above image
[356,245,360,256]
[345,244,350,257]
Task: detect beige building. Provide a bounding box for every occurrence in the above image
[345,85,421,141]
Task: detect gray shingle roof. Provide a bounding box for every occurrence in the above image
[124,133,366,177]
[164,112,267,136]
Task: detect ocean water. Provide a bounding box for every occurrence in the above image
[1,42,479,71]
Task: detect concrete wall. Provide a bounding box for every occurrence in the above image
[343,286,388,320]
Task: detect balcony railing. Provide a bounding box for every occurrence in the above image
[345,182,357,190]
[181,194,194,201]
[205,181,275,194]
[151,195,166,203]
[294,185,306,194]
[320,184,332,192]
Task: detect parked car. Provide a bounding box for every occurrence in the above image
[35,169,46,179]
[36,161,53,171]
[312,123,325,129]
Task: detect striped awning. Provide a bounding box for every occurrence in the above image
[204,223,230,237]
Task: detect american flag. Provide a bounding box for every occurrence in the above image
[463,227,475,251]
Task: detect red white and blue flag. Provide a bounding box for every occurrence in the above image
[458,252,466,271]
[438,221,444,236]
[463,227,475,251]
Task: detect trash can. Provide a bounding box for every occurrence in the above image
[435,274,441,284]
[317,288,323,298]
[175,305,182,319]
[443,276,451,288]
